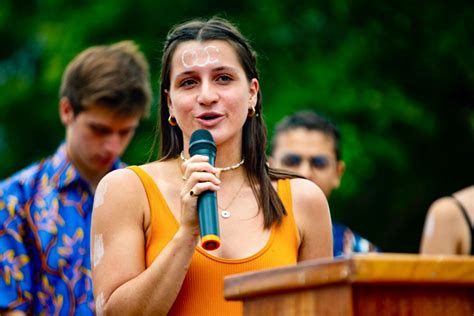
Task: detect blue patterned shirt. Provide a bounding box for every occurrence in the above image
[0,143,124,315]
[332,222,379,257]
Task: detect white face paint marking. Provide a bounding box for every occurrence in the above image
[425,215,435,238]
[95,292,104,316]
[182,45,220,68]
[93,234,104,267]
[93,182,108,209]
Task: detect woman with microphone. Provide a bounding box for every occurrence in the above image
[90,17,332,315]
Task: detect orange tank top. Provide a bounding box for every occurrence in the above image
[128,166,299,315]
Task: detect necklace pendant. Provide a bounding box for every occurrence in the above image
[221,210,231,218]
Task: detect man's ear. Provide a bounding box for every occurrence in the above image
[334,160,346,189]
[59,97,75,125]
[268,156,275,167]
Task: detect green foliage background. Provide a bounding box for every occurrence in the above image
[1,0,472,252]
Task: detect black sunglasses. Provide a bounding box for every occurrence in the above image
[280,154,332,170]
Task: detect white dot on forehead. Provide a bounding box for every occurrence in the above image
[182,45,220,68]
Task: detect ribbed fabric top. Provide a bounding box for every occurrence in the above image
[128,166,299,315]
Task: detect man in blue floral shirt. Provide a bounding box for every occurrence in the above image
[271,110,379,257]
[0,41,152,315]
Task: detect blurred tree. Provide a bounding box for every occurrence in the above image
[0,0,472,253]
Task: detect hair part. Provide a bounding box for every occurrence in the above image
[60,40,152,118]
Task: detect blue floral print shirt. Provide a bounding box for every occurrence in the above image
[332,222,379,257]
[0,143,124,315]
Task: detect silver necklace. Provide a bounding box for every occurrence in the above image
[180,151,245,172]
[218,179,245,218]
[180,151,245,218]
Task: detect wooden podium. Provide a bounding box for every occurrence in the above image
[224,254,474,315]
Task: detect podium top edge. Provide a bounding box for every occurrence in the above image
[224,253,474,300]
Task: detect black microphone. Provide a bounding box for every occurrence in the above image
[189,129,221,250]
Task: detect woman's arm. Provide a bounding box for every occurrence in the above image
[91,168,196,315]
[91,157,220,315]
[291,178,333,261]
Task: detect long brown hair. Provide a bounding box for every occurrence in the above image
[154,17,299,228]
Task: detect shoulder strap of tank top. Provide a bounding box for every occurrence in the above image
[127,165,157,208]
[452,195,474,255]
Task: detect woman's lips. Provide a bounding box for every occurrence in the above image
[195,112,224,127]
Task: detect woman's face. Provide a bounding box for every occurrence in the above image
[167,40,258,148]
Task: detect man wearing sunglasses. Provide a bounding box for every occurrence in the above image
[271,110,378,257]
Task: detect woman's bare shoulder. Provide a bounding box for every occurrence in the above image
[100,160,173,187]
[288,177,330,224]
[428,196,464,224]
[289,178,327,205]
[94,167,148,216]
[98,167,143,192]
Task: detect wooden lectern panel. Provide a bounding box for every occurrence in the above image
[352,284,474,315]
[224,254,474,316]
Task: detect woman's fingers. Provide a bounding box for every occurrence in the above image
[181,155,221,188]
[179,154,221,229]
[187,171,221,187]
[184,181,221,198]
[182,155,219,173]
[182,166,219,182]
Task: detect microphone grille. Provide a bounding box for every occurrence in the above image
[190,129,214,144]
[189,129,216,156]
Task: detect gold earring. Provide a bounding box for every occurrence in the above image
[168,115,177,126]
[248,106,256,117]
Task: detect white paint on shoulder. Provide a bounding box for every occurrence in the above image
[95,292,105,316]
[93,234,105,268]
[94,182,108,209]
